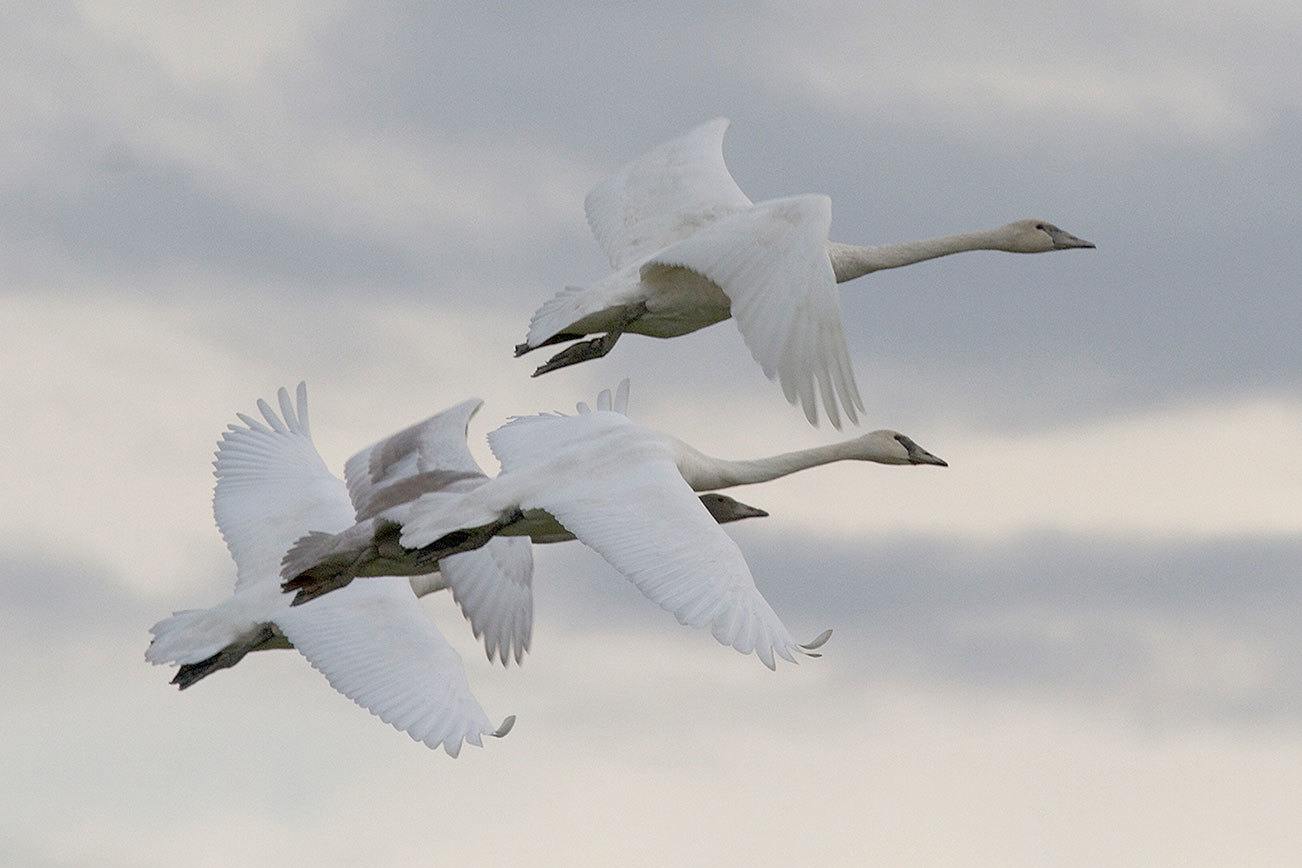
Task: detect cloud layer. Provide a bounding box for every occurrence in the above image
[3,3,1299,865]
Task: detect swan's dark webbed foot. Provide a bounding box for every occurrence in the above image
[515,333,584,357]
[531,333,623,377]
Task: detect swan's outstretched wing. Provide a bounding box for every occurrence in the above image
[343,398,486,521]
[439,540,534,666]
[647,194,864,428]
[273,577,512,757]
[585,118,753,270]
[213,383,357,592]
[484,412,809,669]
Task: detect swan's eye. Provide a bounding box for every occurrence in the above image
[1035,223,1045,231]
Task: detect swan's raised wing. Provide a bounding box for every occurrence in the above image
[213,383,357,592]
[273,577,513,757]
[440,540,534,667]
[575,379,631,417]
[586,118,753,270]
[343,398,486,521]
[485,411,811,669]
[646,194,864,428]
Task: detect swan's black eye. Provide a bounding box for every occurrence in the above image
[1035,223,1045,231]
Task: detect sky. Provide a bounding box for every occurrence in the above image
[2,1,1300,865]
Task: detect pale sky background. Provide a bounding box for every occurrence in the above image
[3,2,1301,865]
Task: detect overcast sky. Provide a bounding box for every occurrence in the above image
[3,2,1300,865]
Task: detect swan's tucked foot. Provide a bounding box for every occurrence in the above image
[491,715,517,739]
[283,572,350,606]
[171,649,231,689]
[515,332,584,357]
[531,332,622,377]
[169,624,281,688]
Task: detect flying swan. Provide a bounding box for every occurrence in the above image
[516,118,1095,427]
[146,384,528,756]
[284,380,948,670]
[148,384,770,754]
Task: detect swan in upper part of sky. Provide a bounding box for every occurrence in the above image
[284,380,947,669]
[280,381,778,604]
[515,118,1095,428]
[146,384,528,756]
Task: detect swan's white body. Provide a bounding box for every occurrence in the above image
[520,118,1094,428]
[146,385,524,756]
[391,381,942,669]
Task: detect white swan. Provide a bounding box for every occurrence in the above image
[280,381,776,604]
[516,118,1094,427]
[286,381,946,669]
[146,384,522,756]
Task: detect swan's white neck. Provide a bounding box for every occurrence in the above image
[675,439,868,491]
[828,228,1008,282]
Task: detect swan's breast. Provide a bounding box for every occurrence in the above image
[632,265,732,338]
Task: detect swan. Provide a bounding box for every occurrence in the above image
[146,383,528,756]
[147,385,769,715]
[284,380,946,669]
[280,380,780,603]
[516,118,1094,427]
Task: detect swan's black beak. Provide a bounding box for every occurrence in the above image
[896,434,948,467]
[734,501,770,519]
[1049,227,1096,249]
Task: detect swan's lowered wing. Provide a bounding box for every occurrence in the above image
[575,379,631,417]
[213,383,357,592]
[485,411,808,669]
[439,541,534,666]
[274,577,511,757]
[646,195,864,429]
[343,397,487,521]
[585,118,753,270]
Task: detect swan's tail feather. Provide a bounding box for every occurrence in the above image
[146,606,245,667]
[522,285,598,350]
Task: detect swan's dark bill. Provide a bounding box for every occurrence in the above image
[492,715,517,739]
[895,434,948,467]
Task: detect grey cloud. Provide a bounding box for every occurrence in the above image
[4,2,1299,430]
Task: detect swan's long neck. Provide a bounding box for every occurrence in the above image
[828,228,1007,282]
[675,439,861,491]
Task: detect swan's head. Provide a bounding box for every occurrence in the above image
[856,430,948,466]
[997,219,1095,253]
[700,492,770,524]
